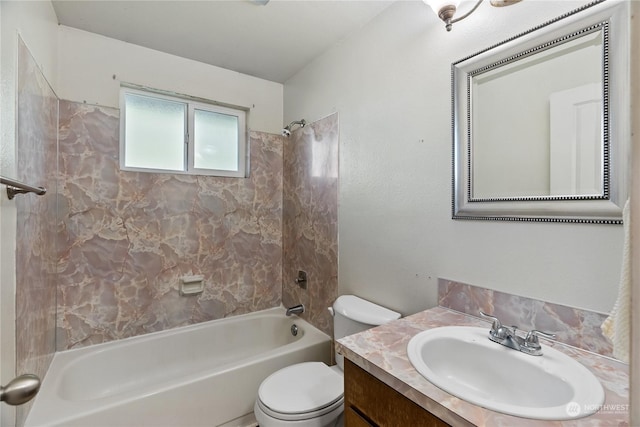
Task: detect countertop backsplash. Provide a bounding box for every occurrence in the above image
[438,279,615,360]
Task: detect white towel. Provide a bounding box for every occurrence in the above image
[601,198,631,363]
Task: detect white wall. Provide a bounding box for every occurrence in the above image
[57,26,284,134]
[0,1,59,425]
[629,2,639,423]
[284,0,624,315]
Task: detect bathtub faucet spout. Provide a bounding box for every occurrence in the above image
[286,304,305,316]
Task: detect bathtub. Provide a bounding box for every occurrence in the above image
[25,307,331,427]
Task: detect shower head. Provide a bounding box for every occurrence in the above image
[282,119,306,137]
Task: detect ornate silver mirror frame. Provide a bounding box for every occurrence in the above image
[452,0,629,224]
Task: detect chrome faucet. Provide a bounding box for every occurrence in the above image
[479,312,556,356]
[286,304,305,316]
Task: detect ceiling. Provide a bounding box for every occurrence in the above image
[51,0,395,83]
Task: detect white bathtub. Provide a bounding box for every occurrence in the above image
[25,307,331,427]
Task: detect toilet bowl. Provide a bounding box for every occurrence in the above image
[254,295,400,427]
[254,362,344,427]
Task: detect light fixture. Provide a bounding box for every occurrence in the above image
[424,0,521,32]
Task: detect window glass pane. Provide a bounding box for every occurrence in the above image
[124,93,186,171]
[194,109,239,171]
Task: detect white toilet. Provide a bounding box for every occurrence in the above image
[254,295,401,427]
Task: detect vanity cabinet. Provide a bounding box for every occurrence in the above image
[344,359,449,427]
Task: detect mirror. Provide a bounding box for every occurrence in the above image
[472,29,604,199]
[452,1,629,223]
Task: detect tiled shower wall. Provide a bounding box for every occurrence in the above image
[56,101,284,349]
[282,114,339,337]
[16,39,338,375]
[15,39,59,424]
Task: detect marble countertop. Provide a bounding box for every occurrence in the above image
[336,307,629,427]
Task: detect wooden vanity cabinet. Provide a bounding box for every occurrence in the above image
[344,359,450,427]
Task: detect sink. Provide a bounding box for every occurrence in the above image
[407,326,604,420]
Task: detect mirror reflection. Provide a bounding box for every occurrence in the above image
[470,28,605,200]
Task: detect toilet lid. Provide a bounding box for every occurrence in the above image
[258,362,343,415]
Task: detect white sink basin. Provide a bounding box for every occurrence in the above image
[407,326,604,420]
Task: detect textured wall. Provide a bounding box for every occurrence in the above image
[56,100,283,349]
[15,38,59,424]
[57,26,284,134]
[284,0,623,317]
[282,113,339,336]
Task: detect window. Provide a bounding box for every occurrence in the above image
[120,87,247,177]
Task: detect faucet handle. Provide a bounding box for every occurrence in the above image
[524,329,556,349]
[479,311,502,332]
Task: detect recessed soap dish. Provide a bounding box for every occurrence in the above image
[179,275,204,296]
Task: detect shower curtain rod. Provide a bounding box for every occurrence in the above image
[0,175,47,200]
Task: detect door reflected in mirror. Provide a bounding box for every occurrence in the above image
[470,28,605,200]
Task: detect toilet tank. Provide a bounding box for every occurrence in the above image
[332,295,401,370]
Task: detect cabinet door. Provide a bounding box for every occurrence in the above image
[345,407,376,427]
[344,359,450,427]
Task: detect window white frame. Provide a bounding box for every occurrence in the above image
[119,86,247,178]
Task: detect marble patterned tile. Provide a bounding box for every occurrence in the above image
[282,114,339,337]
[438,278,614,358]
[56,100,284,349]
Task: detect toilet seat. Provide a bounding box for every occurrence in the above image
[257,362,344,421]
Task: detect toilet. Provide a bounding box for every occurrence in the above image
[254,295,401,427]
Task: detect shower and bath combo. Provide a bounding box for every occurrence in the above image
[281,119,306,137]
